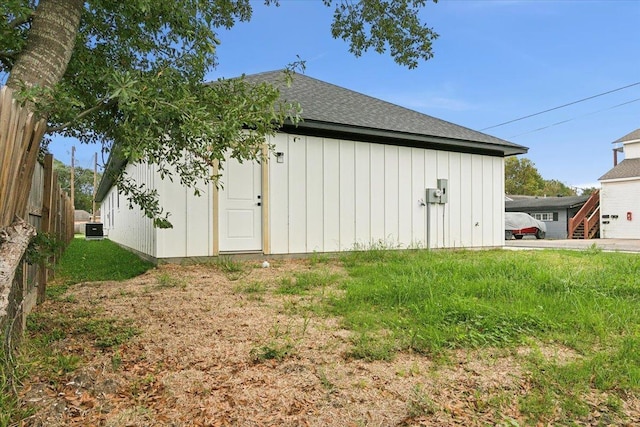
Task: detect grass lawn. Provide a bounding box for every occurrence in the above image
[334,248,640,419]
[1,237,154,427]
[5,243,640,425]
[44,236,155,301]
[55,236,154,283]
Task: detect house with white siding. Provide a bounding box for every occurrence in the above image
[95,71,527,262]
[599,129,640,239]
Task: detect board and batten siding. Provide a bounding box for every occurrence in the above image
[600,179,640,239]
[154,165,215,259]
[101,162,156,257]
[267,134,504,254]
[102,161,216,259]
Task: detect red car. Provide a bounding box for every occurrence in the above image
[505,212,546,240]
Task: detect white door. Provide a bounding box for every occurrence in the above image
[219,157,262,252]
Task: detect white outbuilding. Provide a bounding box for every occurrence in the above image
[96,71,527,262]
[599,129,640,239]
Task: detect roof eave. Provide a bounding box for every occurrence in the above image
[95,150,127,202]
[283,120,528,157]
[95,119,528,200]
[599,176,640,183]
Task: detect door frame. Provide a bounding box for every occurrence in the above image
[213,144,270,255]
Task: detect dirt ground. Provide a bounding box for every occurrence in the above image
[18,259,640,426]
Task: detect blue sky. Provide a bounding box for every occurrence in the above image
[52,0,640,190]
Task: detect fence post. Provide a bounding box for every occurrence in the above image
[69,198,74,242]
[38,155,54,303]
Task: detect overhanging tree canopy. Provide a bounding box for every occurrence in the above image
[0,0,439,311]
[2,0,439,224]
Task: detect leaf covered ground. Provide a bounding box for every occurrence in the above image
[17,258,640,426]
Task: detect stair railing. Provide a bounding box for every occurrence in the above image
[586,205,601,239]
[568,190,600,239]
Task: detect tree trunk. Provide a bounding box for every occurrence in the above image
[0,219,36,317]
[1,0,83,316]
[6,0,84,92]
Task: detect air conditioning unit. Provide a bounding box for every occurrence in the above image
[85,223,104,240]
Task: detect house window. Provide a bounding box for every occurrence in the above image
[532,212,556,222]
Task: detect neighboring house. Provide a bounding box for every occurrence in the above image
[75,209,91,222]
[74,209,101,234]
[74,209,91,234]
[599,129,640,239]
[505,195,590,239]
[96,71,527,262]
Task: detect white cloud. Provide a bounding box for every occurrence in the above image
[573,182,601,194]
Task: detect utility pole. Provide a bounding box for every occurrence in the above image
[70,146,75,209]
[92,153,97,222]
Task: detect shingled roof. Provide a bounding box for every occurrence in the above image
[599,158,640,181]
[97,71,527,202]
[242,71,527,157]
[505,195,589,211]
[613,128,640,144]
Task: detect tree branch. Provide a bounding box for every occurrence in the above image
[0,51,16,69]
[7,11,36,29]
[46,97,117,134]
[0,51,16,60]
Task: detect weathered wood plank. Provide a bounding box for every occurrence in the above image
[38,154,54,303]
[0,218,36,317]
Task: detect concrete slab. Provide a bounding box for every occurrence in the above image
[504,238,640,253]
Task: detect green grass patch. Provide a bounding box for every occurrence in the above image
[407,384,438,417]
[331,248,640,422]
[53,238,154,285]
[335,249,640,354]
[0,348,35,427]
[234,281,267,301]
[27,310,139,351]
[276,270,340,295]
[155,272,186,290]
[236,281,266,294]
[249,342,295,363]
[212,256,247,280]
[308,251,333,266]
[249,322,299,363]
[348,331,398,361]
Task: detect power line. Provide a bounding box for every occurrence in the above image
[507,97,640,139]
[482,81,640,131]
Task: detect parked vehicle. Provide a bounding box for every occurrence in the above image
[505,212,546,240]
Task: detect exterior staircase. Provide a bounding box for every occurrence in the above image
[568,190,600,239]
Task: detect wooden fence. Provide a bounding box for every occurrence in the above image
[1,84,73,347]
[0,86,48,228]
[2,159,74,347]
